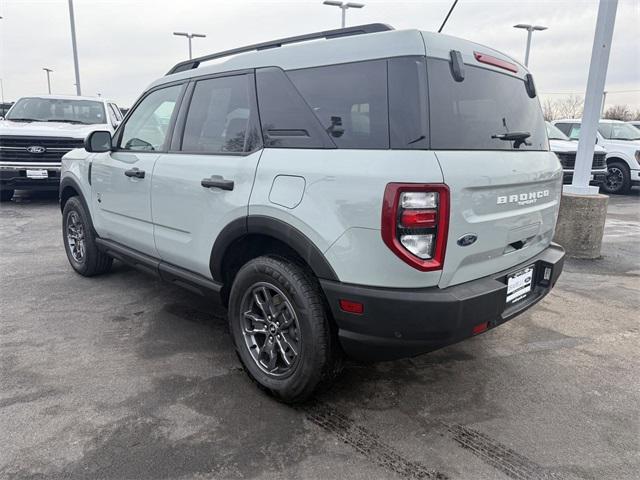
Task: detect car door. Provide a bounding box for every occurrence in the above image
[151,72,262,278]
[91,83,185,256]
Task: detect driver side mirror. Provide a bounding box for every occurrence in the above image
[85,130,112,153]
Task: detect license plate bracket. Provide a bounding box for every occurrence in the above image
[26,169,48,179]
[506,265,534,304]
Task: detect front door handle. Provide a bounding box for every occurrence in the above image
[124,168,145,179]
[201,175,234,191]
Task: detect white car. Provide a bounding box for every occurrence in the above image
[552,118,640,194]
[628,121,640,130]
[546,121,607,186]
[0,95,123,201]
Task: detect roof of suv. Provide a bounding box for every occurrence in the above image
[150,24,527,91]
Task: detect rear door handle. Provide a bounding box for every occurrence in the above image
[124,168,145,179]
[201,175,234,191]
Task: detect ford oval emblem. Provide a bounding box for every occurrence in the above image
[457,234,478,247]
[26,145,46,154]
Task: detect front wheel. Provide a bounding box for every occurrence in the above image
[228,255,342,403]
[62,197,113,276]
[602,161,631,194]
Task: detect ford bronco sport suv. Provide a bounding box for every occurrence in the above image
[0,95,122,202]
[60,24,565,402]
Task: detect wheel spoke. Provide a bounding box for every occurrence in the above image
[276,338,292,366]
[279,332,298,356]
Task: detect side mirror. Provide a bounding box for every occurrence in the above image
[85,130,112,153]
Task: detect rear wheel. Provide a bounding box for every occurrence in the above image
[602,161,631,194]
[0,187,14,202]
[62,196,113,276]
[228,255,341,403]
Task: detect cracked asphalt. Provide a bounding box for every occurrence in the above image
[1,189,638,480]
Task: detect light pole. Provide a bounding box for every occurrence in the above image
[68,0,82,95]
[323,1,365,28]
[43,68,54,94]
[173,32,206,60]
[513,24,548,67]
[0,78,4,104]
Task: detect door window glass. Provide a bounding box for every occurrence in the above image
[119,85,182,151]
[182,75,258,153]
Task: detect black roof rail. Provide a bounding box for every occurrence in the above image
[166,23,394,76]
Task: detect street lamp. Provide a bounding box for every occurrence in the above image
[67,0,82,95]
[513,24,548,67]
[43,68,54,94]
[323,1,365,28]
[173,32,206,60]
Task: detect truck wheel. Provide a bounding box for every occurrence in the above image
[602,161,631,194]
[228,255,342,403]
[0,187,14,202]
[62,196,113,276]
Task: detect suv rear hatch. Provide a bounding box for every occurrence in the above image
[421,37,562,288]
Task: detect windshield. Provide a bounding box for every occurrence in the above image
[6,97,106,125]
[598,122,640,141]
[427,58,547,150]
[546,121,569,140]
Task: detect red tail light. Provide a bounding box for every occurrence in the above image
[381,184,450,271]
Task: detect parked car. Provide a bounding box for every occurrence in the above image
[546,121,607,186]
[60,24,565,402]
[0,102,14,118]
[0,95,123,201]
[552,118,640,194]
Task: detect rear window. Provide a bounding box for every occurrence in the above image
[427,58,548,151]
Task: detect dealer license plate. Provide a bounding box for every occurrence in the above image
[26,169,48,179]
[506,266,534,304]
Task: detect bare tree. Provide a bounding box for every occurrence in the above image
[542,97,557,121]
[554,95,585,119]
[604,104,633,121]
[634,109,640,121]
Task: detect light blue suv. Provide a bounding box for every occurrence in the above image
[60,24,565,402]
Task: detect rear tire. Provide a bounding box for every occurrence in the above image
[0,187,14,202]
[228,255,342,403]
[62,196,113,276]
[602,161,631,194]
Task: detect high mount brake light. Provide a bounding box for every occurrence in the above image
[381,184,450,271]
[474,51,518,73]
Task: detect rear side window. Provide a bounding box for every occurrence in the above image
[427,58,548,151]
[182,74,260,153]
[256,67,333,149]
[287,60,389,149]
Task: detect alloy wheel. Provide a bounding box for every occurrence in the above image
[605,166,624,192]
[240,282,301,377]
[66,211,86,262]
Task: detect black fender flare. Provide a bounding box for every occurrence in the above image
[210,215,339,283]
[59,176,97,233]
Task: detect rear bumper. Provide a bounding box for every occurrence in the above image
[562,169,606,186]
[0,164,61,190]
[320,243,565,361]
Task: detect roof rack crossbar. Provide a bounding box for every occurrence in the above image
[166,23,394,75]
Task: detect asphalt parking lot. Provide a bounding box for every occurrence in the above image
[1,189,638,480]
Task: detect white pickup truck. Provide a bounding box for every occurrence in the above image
[0,95,123,201]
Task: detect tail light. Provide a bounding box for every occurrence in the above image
[381,184,450,271]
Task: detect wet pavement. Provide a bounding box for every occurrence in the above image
[1,189,638,480]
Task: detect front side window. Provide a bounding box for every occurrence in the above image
[6,97,106,125]
[181,74,259,153]
[119,85,182,151]
[427,58,548,150]
[287,60,389,149]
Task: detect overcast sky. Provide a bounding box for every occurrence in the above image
[1,0,638,109]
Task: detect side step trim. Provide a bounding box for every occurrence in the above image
[95,238,222,297]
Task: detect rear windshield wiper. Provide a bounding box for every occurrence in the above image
[491,131,531,148]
